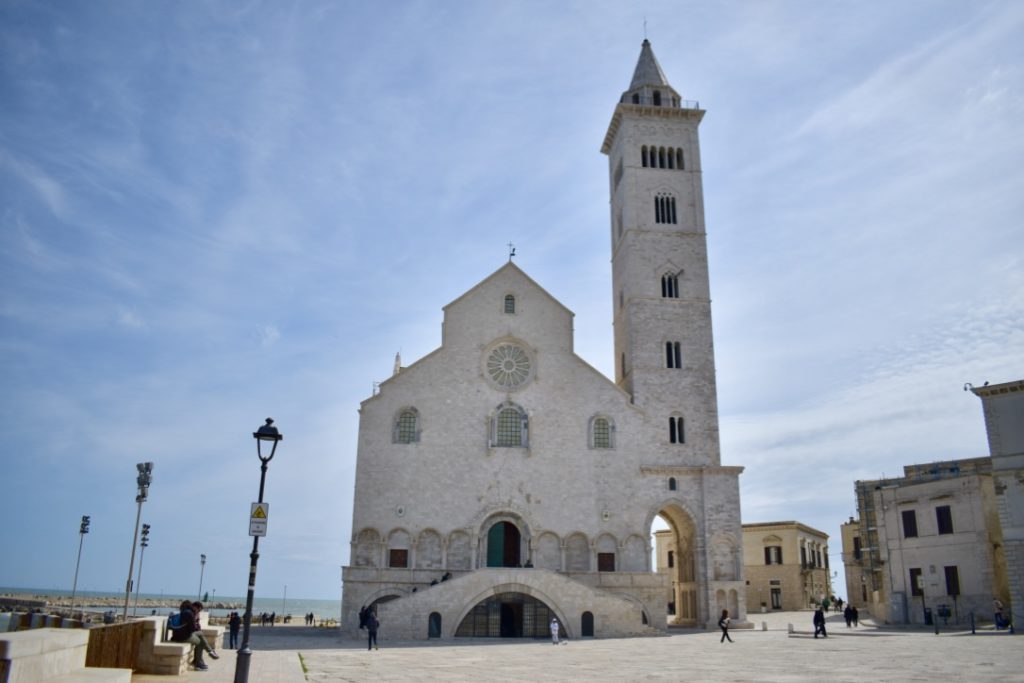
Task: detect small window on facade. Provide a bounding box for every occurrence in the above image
[669,416,685,444]
[665,341,681,368]
[659,147,666,168]
[504,295,515,314]
[389,549,409,568]
[902,510,918,538]
[944,566,960,596]
[667,550,674,568]
[661,273,679,298]
[676,149,684,169]
[801,547,807,567]
[853,536,862,560]
[597,552,616,572]
[592,417,612,449]
[936,505,954,534]
[764,546,782,565]
[668,477,677,491]
[632,93,640,104]
[653,90,661,106]
[909,567,923,596]
[641,145,648,167]
[395,409,419,444]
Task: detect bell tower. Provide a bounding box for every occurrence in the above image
[602,40,721,467]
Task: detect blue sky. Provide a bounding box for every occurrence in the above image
[1,1,1021,602]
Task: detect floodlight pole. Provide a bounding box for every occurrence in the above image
[70,515,90,618]
[123,462,153,622]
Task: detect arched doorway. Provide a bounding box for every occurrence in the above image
[581,611,594,637]
[455,591,555,638]
[428,612,442,638]
[650,504,699,626]
[486,521,521,567]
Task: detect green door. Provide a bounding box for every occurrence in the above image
[487,523,505,567]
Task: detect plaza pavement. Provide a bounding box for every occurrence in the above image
[131,611,1023,682]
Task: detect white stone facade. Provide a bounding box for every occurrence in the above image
[340,40,745,640]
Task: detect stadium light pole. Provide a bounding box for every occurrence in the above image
[133,524,150,617]
[70,515,90,618]
[198,554,207,601]
[123,462,153,621]
[233,418,282,683]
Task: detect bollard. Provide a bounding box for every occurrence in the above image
[762,621,767,631]
[934,618,939,635]
[971,612,975,635]
[787,623,794,634]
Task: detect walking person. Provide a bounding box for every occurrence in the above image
[843,605,853,628]
[228,612,241,649]
[852,606,859,627]
[813,606,828,638]
[550,617,560,645]
[366,611,380,650]
[719,609,733,643]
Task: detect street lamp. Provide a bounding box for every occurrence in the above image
[123,462,153,621]
[133,524,151,617]
[198,554,207,601]
[234,418,282,683]
[70,515,90,619]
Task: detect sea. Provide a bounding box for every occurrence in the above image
[0,586,341,621]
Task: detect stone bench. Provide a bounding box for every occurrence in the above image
[0,627,130,683]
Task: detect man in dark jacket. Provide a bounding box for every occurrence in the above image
[813,607,828,638]
[169,600,220,670]
[366,611,380,651]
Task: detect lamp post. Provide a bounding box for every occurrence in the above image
[70,515,90,618]
[198,554,207,601]
[123,462,153,621]
[233,418,282,683]
[133,524,150,617]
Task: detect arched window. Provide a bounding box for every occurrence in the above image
[669,416,685,444]
[665,341,681,369]
[632,93,640,104]
[661,273,679,298]
[394,408,419,444]
[492,402,528,447]
[590,416,614,449]
[669,477,677,491]
[641,145,649,167]
[667,149,674,169]
[504,294,515,314]
[676,148,684,169]
[654,194,677,225]
[653,90,662,106]
[659,147,666,168]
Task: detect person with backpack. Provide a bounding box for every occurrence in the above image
[228,612,241,649]
[169,600,219,670]
[718,609,733,642]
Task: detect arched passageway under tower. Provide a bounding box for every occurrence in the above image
[650,504,700,626]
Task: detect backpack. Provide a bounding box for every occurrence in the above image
[168,612,184,629]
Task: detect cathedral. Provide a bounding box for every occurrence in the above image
[340,40,746,639]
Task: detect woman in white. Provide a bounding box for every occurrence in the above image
[550,617,559,644]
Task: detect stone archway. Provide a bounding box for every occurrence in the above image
[650,503,700,626]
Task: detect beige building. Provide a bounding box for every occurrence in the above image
[970,379,1024,628]
[740,522,830,612]
[339,41,746,640]
[844,457,1008,625]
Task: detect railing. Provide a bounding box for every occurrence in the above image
[620,95,700,110]
[85,620,143,670]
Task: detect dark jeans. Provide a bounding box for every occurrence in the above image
[367,630,378,650]
[720,626,732,642]
[229,630,239,648]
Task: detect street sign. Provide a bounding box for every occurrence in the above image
[249,502,269,537]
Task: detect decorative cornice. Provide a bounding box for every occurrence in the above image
[601,104,705,155]
[640,465,744,476]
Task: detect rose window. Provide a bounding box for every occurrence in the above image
[486,344,532,388]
